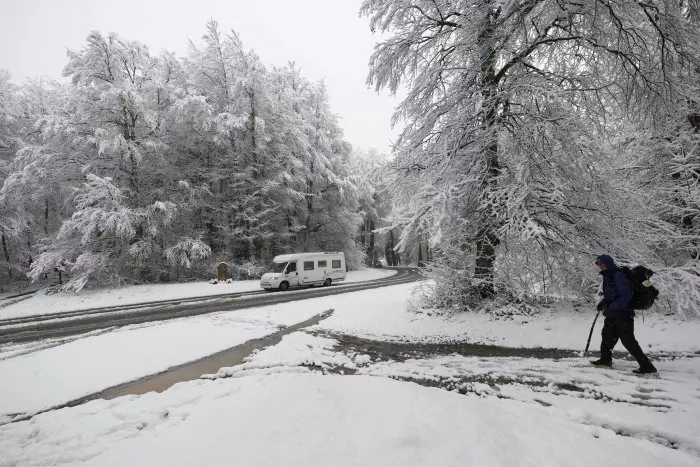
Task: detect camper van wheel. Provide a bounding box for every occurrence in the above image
[279,281,290,291]
[324,278,332,287]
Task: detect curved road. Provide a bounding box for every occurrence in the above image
[0,267,421,344]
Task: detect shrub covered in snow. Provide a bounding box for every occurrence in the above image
[227,261,265,280]
[165,238,211,269]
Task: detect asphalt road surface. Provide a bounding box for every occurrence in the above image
[0,267,421,344]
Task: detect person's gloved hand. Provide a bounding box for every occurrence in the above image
[597,300,612,316]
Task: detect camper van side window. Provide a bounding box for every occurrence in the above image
[286,263,297,274]
[318,260,327,268]
[332,260,341,269]
[304,261,315,271]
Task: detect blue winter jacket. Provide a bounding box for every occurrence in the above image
[597,255,633,317]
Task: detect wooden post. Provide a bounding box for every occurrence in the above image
[217,262,229,281]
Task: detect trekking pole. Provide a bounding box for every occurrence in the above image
[583,309,601,356]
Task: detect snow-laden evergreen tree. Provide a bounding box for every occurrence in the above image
[363,0,700,313]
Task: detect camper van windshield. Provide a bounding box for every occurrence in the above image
[269,262,288,273]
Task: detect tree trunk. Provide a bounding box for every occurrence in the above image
[474,228,499,295]
[473,4,502,298]
[250,92,257,168]
[386,229,400,266]
[385,230,394,266]
[305,159,315,250]
[1,231,11,281]
[26,230,33,268]
[366,219,375,266]
[44,198,49,235]
[418,239,424,268]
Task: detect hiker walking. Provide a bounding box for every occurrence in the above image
[590,255,658,375]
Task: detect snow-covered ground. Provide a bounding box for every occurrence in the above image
[363,355,700,455]
[211,329,700,456]
[310,283,700,353]
[0,305,325,419]
[0,276,403,420]
[1,281,699,466]
[2,281,698,419]
[2,332,699,466]
[0,267,396,320]
[4,372,697,467]
[0,280,411,420]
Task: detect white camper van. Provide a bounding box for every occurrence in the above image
[260,252,346,291]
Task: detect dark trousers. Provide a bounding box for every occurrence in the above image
[600,315,654,368]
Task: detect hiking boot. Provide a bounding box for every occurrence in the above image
[633,366,658,376]
[590,359,612,368]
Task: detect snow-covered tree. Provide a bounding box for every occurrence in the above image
[0,72,66,290]
[363,0,700,312]
[0,70,21,290]
[0,23,369,291]
[353,149,395,266]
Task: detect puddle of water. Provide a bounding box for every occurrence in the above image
[79,310,334,402]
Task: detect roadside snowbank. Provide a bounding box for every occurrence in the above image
[0,268,396,320]
[1,373,695,467]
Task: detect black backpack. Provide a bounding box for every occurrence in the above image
[619,265,660,310]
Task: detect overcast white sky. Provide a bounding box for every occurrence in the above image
[0,0,399,153]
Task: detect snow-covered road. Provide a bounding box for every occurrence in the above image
[0,275,414,420]
[0,304,328,420]
[0,268,411,344]
[0,268,397,320]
